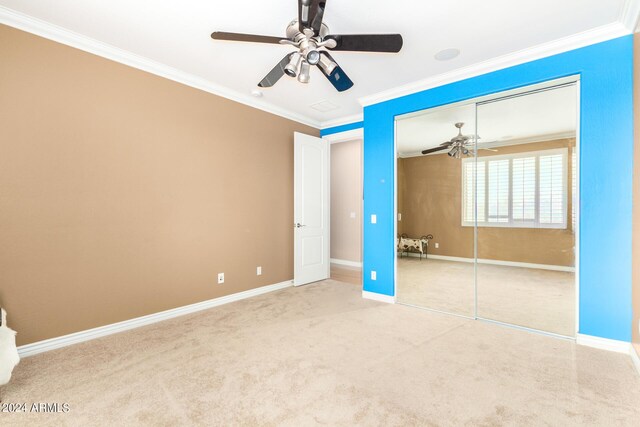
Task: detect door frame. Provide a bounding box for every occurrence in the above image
[393,75,581,338]
[323,127,365,286]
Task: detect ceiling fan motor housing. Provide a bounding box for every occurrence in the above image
[286,19,329,40]
[285,19,328,72]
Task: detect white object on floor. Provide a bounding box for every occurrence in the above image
[0,308,20,386]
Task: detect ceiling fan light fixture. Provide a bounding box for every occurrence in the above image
[298,60,311,83]
[318,53,337,75]
[284,52,302,77]
[448,146,460,158]
[306,49,321,65]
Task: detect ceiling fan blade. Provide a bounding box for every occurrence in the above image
[310,1,327,36]
[325,34,403,53]
[298,0,310,31]
[258,53,294,88]
[439,141,453,146]
[298,1,326,35]
[211,32,284,44]
[421,146,448,155]
[317,51,354,92]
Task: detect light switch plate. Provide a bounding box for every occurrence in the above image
[350,212,356,219]
[217,273,224,284]
[256,266,262,276]
[371,214,377,224]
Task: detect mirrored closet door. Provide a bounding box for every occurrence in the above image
[395,103,477,317]
[475,84,578,336]
[395,81,578,337]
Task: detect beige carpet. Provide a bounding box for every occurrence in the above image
[330,264,362,286]
[397,257,575,336]
[3,280,639,426]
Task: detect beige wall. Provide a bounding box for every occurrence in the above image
[0,25,318,346]
[632,32,640,347]
[397,139,576,266]
[330,140,362,263]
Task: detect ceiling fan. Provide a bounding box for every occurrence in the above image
[211,0,403,92]
[421,122,495,159]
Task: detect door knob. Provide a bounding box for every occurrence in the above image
[294,223,306,228]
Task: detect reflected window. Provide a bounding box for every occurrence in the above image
[462,148,568,229]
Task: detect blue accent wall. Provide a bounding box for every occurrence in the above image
[363,36,635,342]
[320,121,364,136]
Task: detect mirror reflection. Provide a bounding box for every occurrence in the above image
[395,82,577,337]
[476,85,577,336]
[396,103,476,317]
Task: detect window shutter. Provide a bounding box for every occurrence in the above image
[539,153,565,225]
[460,147,568,229]
[462,160,485,223]
[512,157,536,221]
[487,159,509,223]
[476,161,486,223]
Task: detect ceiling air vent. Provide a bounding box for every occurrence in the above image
[310,100,340,112]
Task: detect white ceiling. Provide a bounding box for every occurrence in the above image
[0,0,637,128]
[396,84,577,157]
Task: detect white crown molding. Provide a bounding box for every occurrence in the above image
[17,279,293,358]
[362,291,395,304]
[576,333,632,354]
[0,6,321,129]
[320,114,364,130]
[620,0,640,32]
[323,127,364,143]
[359,22,629,107]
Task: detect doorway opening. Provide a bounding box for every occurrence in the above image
[325,129,364,287]
[394,78,580,338]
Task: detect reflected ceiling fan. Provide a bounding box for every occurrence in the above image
[211,0,403,92]
[421,122,496,158]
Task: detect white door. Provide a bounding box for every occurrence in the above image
[294,132,330,286]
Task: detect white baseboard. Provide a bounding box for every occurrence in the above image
[631,345,640,375]
[399,252,575,272]
[576,334,632,354]
[17,280,293,358]
[330,258,362,269]
[362,291,395,304]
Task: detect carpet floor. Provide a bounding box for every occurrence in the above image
[397,258,575,336]
[2,280,638,426]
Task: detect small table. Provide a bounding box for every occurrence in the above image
[397,234,433,260]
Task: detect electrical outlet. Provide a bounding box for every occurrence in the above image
[217,273,224,284]
[371,271,377,281]
[398,213,402,221]
[435,243,439,249]
[256,266,262,276]
[350,212,356,219]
